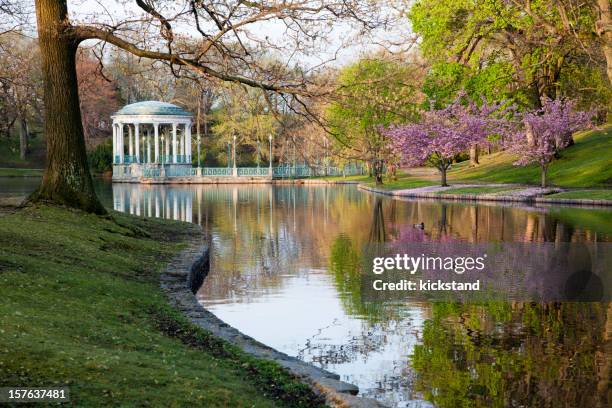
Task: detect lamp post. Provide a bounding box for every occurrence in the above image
[232,133,237,170]
[324,137,328,176]
[141,136,145,164]
[268,134,273,171]
[226,141,231,168]
[197,135,201,168]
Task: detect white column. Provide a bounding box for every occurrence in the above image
[172,122,177,163]
[128,125,133,157]
[119,123,124,163]
[186,123,192,162]
[116,124,120,163]
[147,128,151,163]
[180,127,185,160]
[112,122,117,162]
[134,123,140,163]
[154,123,159,163]
[165,128,170,162]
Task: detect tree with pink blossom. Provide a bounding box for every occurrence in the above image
[506,98,594,188]
[385,96,515,186]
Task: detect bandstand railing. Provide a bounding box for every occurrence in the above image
[119,163,365,179]
[272,164,364,178]
[201,167,233,176]
[142,168,161,178]
[165,167,197,177]
[238,167,271,177]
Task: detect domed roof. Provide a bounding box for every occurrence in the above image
[114,101,192,117]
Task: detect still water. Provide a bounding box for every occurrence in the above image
[3,178,611,407]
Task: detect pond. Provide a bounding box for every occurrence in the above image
[3,178,611,407]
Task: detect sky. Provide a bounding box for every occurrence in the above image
[6,0,415,70]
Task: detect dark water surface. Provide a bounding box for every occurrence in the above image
[3,177,610,407]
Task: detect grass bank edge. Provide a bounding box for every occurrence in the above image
[0,204,325,408]
[0,167,44,177]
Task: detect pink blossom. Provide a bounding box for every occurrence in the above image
[507,98,594,168]
[384,96,517,185]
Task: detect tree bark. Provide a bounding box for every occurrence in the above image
[541,164,548,188]
[440,166,448,187]
[19,117,28,160]
[525,120,535,147]
[469,144,479,166]
[373,159,384,185]
[32,0,104,214]
[596,0,612,85]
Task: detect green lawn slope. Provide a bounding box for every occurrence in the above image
[448,125,612,188]
[0,205,323,407]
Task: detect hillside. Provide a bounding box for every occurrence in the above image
[448,125,612,188]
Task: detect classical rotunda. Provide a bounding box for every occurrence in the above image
[111,101,193,179]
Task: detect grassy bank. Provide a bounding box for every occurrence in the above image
[545,189,612,200]
[362,173,436,190]
[331,126,611,194]
[0,205,323,407]
[0,167,43,177]
[310,174,371,182]
[448,125,612,187]
[437,186,522,195]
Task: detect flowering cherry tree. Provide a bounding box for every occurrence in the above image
[507,99,594,188]
[385,97,515,186]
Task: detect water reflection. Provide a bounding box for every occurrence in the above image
[112,184,194,222]
[52,181,612,407]
[412,302,611,408]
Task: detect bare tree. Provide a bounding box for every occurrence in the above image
[0,33,43,160]
[19,0,389,212]
[76,50,122,145]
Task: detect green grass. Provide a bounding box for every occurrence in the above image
[437,186,522,195]
[311,174,371,182]
[0,205,324,407]
[0,167,43,177]
[362,173,436,190]
[448,125,612,187]
[545,190,612,201]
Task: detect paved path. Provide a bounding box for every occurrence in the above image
[393,183,561,199]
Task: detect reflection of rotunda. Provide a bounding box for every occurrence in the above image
[113,183,193,222]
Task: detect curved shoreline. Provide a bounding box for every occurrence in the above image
[160,229,388,408]
[248,177,612,206]
[357,184,612,207]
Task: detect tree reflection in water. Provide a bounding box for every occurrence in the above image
[411,302,611,408]
[106,183,611,407]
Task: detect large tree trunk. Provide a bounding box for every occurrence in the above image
[525,120,535,146]
[439,166,448,187]
[597,0,612,85]
[373,159,384,185]
[19,117,28,160]
[32,0,104,214]
[469,144,479,166]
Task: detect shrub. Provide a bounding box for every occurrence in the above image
[88,139,112,174]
